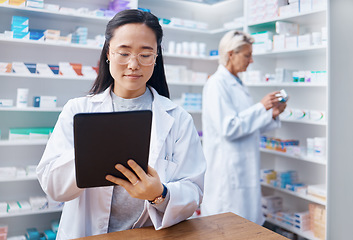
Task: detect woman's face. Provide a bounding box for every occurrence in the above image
[226,43,253,77]
[107,23,157,98]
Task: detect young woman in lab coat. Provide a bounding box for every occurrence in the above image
[37,9,206,239]
[201,30,286,225]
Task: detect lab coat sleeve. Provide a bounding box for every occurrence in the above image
[203,79,274,141]
[36,99,84,202]
[260,116,281,134]
[148,111,206,229]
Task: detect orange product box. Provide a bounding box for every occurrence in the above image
[70,63,83,76]
[0,63,12,73]
[9,0,25,6]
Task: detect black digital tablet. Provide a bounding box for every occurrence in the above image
[73,110,152,188]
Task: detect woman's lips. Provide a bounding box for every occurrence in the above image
[125,74,142,80]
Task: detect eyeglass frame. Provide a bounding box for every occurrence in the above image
[109,50,158,66]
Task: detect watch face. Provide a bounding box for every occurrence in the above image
[153,196,165,205]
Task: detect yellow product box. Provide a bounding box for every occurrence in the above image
[9,0,25,6]
[309,203,326,239]
[0,0,9,5]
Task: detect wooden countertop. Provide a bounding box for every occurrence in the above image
[74,212,288,240]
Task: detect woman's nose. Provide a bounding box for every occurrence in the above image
[127,55,140,69]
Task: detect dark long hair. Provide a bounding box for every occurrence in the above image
[90,9,170,98]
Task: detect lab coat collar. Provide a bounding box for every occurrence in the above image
[217,65,240,86]
[218,65,250,95]
[88,86,113,103]
[87,85,177,112]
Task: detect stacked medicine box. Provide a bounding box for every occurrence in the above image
[11,16,29,40]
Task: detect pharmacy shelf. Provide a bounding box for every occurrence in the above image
[209,26,243,34]
[163,52,217,61]
[1,38,218,59]
[161,24,212,34]
[162,24,243,34]
[0,4,111,23]
[265,217,320,240]
[248,8,326,27]
[261,182,326,206]
[164,0,238,7]
[0,72,95,81]
[0,139,47,146]
[280,118,327,126]
[253,45,327,58]
[260,148,327,165]
[0,107,62,112]
[244,82,327,87]
[0,207,62,218]
[0,39,217,61]
[0,38,102,50]
[167,81,205,87]
[0,5,237,35]
[0,175,37,183]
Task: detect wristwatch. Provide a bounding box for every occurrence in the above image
[149,184,168,205]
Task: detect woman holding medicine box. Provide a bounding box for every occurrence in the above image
[37,9,206,239]
[201,30,287,225]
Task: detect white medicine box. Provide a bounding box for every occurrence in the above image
[298,34,311,48]
[33,96,57,108]
[285,36,298,49]
[273,35,285,50]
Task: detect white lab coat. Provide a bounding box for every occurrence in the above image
[201,65,280,225]
[37,86,206,240]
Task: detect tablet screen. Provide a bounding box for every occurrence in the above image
[73,110,152,188]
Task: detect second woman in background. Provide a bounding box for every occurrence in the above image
[201,30,287,225]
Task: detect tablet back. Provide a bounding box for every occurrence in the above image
[73,110,152,188]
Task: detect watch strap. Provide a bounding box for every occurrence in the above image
[149,184,167,205]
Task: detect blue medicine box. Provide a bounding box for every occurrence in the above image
[26,228,40,240]
[48,65,59,75]
[13,32,30,39]
[44,229,56,240]
[30,29,45,40]
[209,50,218,56]
[25,63,36,74]
[12,16,29,26]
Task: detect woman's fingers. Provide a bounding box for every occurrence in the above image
[147,165,158,177]
[104,159,147,186]
[127,159,148,181]
[105,174,127,186]
[113,163,140,186]
[105,160,164,200]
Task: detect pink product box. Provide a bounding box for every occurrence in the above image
[0,233,7,240]
[0,225,7,234]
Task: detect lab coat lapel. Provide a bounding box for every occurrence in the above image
[88,87,114,112]
[219,64,251,97]
[148,93,174,168]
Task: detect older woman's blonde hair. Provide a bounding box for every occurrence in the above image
[218,30,254,66]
